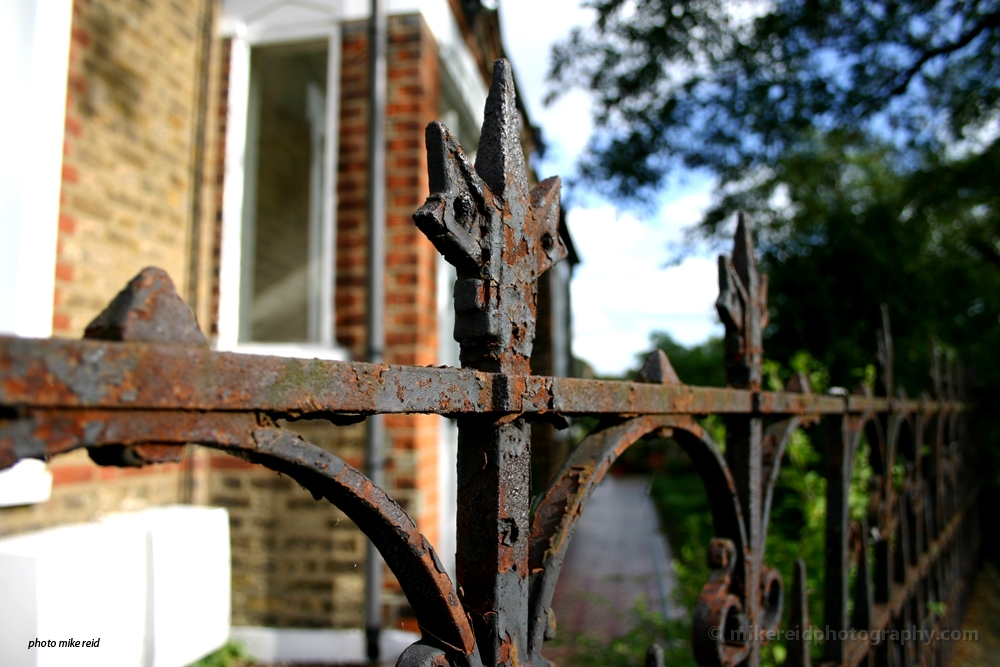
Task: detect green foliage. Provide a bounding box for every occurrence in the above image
[764,427,826,661]
[186,641,254,667]
[553,601,697,667]
[788,351,830,394]
[705,131,1000,396]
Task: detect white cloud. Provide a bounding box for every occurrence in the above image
[567,205,722,376]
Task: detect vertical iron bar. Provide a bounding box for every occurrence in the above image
[365,0,387,660]
[412,59,566,666]
[717,213,764,667]
[823,415,850,664]
[785,559,811,667]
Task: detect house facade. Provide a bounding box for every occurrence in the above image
[0,0,574,660]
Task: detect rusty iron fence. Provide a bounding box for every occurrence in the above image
[0,59,980,667]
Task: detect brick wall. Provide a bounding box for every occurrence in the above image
[336,13,443,547]
[199,14,447,630]
[12,1,462,634]
[208,422,369,628]
[54,0,205,337]
[335,11,445,577]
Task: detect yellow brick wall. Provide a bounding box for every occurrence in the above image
[208,421,372,629]
[54,0,207,335]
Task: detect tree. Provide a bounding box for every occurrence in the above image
[549,0,1000,203]
[717,131,1000,392]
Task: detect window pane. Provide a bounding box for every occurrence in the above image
[244,41,327,342]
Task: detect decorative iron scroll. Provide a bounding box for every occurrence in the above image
[0,59,979,667]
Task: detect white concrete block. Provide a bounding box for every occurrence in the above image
[103,506,231,667]
[230,626,420,664]
[0,505,230,667]
[0,521,148,667]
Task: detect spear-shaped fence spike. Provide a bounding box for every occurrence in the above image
[876,303,893,399]
[785,371,812,395]
[84,267,207,346]
[732,211,754,288]
[475,59,529,209]
[530,176,568,274]
[84,267,205,467]
[636,349,681,385]
[414,58,568,667]
[645,644,665,667]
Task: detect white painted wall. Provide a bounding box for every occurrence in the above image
[0,0,72,339]
[0,460,52,508]
[103,507,231,667]
[0,0,72,509]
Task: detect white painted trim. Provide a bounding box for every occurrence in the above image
[320,25,342,349]
[217,35,252,350]
[436,254,459,581]
[0,0,72,338]
[220,1,488,130]
[221,0,342,45]
[238,42,262,343]
[230,626,420,664]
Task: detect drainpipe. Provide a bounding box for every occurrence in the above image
[365,0,387,662]
[184,0,215,505]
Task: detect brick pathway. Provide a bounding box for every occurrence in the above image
[549,475,676,644]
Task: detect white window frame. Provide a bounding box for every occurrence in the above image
[218,5,346,360]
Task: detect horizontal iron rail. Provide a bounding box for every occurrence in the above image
[0,337,966,418]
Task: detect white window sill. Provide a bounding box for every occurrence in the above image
[219,342,350,362]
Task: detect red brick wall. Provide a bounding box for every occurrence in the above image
[336,14,443,550]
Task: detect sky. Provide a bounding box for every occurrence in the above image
[496,0,724,377]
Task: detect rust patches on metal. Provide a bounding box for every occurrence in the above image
[84,267,208,347]
[81,267,208,466]
[245,428,481,666]
[0,58,983,667]
[1,338,957,420]
[414,58,569,667]
[692,538,749,667]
